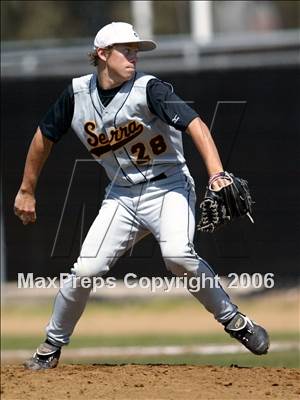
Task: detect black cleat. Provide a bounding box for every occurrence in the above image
[24,341,61,370]
[224,312,270,355]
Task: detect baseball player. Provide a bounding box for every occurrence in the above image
[14,22,269,370]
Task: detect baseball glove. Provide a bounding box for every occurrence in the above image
[197,172,254,233]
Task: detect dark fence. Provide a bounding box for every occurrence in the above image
[2,66,300,281]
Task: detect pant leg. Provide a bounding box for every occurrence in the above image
[147,179,238,324]
[46,197,147,346]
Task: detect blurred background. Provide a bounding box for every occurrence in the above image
[1,1,300,367]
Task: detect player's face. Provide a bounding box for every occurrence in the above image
[106,43,139,82]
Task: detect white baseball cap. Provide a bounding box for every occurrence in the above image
[94,22,157,52]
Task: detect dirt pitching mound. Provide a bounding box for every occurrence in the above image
[1,364,300,400]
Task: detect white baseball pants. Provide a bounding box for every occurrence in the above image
[46,171,237,346]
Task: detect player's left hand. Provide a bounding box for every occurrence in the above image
[209,175,232,191]
[197,171,254,233]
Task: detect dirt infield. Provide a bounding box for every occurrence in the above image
[1,364,300,400]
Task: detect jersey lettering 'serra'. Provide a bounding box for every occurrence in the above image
[71,72,187,185]
[84,120,167,164]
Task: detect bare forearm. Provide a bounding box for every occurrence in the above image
[14,128,53,225]
[186,117,223,176]
[20,127,53,194]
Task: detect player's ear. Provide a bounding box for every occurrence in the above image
[97,48,106,62]
[97,47,112,62]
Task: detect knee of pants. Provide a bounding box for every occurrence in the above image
[161,242,199,276]
[72,255,110,278]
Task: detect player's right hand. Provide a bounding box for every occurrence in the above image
[14,190,37,225]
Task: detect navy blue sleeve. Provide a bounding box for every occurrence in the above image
[146,79,199,131]
[39,84,74,143]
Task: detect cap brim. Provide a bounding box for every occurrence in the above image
[100,39,156,51]
[135,40,157,51]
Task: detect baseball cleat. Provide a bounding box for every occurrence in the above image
[23,341,61,370]
[224,312,270,355]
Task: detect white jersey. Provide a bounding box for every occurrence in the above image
[71,72,189,186]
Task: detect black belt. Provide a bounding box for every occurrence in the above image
[148,173,167,182]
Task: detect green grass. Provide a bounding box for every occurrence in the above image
[2,331,299,350]
[2,334,300,368]
[2,333,299,368]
